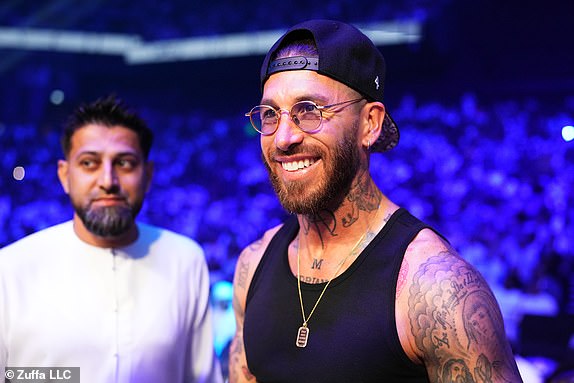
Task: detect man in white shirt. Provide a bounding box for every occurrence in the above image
[0,96,223,383]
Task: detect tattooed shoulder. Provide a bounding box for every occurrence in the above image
[405,244,519,382]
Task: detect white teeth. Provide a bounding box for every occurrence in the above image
[282,158,315,171]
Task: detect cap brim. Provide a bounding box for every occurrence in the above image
[371,112,399,153]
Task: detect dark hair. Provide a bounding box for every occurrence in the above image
[272,36,318,60]
[61,95,153,159]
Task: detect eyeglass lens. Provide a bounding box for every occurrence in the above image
[251,101,322,134]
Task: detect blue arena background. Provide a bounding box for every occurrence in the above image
[1,1,573,381]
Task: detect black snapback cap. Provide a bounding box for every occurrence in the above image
[260,19,399,153]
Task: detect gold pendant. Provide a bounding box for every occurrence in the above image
[296,325,309,348]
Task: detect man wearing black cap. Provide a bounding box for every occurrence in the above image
[229,20,522,383]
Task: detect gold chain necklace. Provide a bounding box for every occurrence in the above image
[295,209,378,348]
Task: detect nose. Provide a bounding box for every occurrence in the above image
[98,161,119,192]
[273,109,304,151]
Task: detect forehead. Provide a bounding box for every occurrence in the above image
[69,124,142,157]
[262,70,353,104]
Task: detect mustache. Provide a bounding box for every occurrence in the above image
[88,192,129,205]
[268,145,323,159]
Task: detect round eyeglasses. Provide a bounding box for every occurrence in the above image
[245,98,364,135]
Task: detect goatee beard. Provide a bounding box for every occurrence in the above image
[264,130,360,216]
[77,205,136,237]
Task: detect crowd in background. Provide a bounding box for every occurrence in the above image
[1,78,574,383]
[2,90,573,328]
[2,1,574,381]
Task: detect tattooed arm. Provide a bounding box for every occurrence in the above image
[228,225,282,383]
[395,229,523,383]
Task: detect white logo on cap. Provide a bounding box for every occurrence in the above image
[374,76,380,90]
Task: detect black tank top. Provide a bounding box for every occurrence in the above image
[244,208,431,383]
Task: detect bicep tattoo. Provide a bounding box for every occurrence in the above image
[408,251,518,382]
[236,259,251,291]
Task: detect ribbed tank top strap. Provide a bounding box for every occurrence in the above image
[246,215,299,307]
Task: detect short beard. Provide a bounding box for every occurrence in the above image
[264,126,361,216]
[76,205,136,238]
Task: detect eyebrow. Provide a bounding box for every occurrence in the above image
[260,93,330,107]
[74,150,141,159]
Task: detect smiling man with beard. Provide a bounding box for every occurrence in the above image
[229,20,523,383]
[0,96,223,383]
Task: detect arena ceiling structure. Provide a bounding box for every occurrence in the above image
[0,0,573,117]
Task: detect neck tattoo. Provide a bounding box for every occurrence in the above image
[311,258,323,269]
[295,205,379,348]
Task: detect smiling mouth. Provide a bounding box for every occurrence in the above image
[281,158,317,172]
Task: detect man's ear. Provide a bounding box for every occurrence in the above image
[57,159,70,194]
[360,101,385,150]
